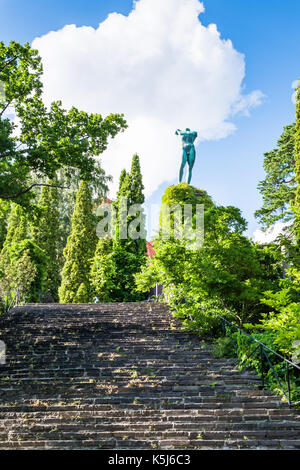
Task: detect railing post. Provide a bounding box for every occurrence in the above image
[222,318,226,336]
[260,345,264,389]
[286,362,292,408]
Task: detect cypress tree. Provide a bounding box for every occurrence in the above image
[59,181,97,303]
[295,83,300,244]
[255,124,296,228]
[32,184,60,301]
[131,153,145,205]
[296,84,300,201]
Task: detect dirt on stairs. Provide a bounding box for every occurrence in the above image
[0,302,299,450]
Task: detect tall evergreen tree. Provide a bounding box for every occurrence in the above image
[91,154,147,302]
[59,181,97,303]
[115,154,146,252]
[255,124,296,228]
[0,200,10,250]
[32,184,60,300]
[129,153,146,254]
[0,204,47,302]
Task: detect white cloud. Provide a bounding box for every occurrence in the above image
[32,0,263,198]
[253,221,292,244]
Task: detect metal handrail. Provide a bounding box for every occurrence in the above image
[219,315,300,407]
[171,294,300,408]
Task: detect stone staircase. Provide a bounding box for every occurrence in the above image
[0,302,299,450]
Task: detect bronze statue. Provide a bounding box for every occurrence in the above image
[176,128,197,184]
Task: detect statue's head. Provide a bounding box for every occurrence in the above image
[186,128,190,132]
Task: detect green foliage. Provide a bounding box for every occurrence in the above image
[55,164,110,256]
[9,239,47,302]
[0,249,37,312]
[90,239,116,302]
[31,183,60,300]
[59,181,97,303]
[91,155,147,302]
[74,282,90,304]
[0,203,47,303]
[212,336,235,359]
[91,239,145,302]
[161,183,213,210]
[222,82,299,404]
[130,154,145,205]
[115,154,146,252]
[0,200,10,250]
[231,328,300,404]
[0,204,28,272]
[295,82,300,244]
[128,154,147,255]
[136,184,282,334]
[254,268,300,357]
[255,124,296,228]
[160,183,213,236]
[0,41,127,205]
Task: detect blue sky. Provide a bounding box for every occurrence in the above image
[1,0,299,238]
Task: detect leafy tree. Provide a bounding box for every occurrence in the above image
[0,204,27,285]
[0,204,47,302]
[255,124,296,228]
[0,200,10,250]
[32,183,60,300]
[0,41,127,204]
[136,184,282,335]
[0,249,37,311]
[91,238,145,302]
[59,181,97,303]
